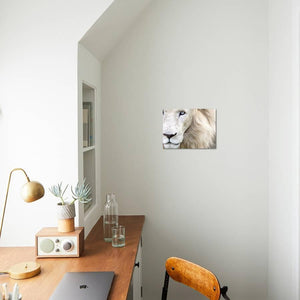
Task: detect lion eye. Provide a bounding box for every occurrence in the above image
[179,111,186,116]
[162,110,164,115]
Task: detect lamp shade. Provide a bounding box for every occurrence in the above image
[21,181,45,203]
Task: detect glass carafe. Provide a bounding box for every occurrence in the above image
[103,193,118,242]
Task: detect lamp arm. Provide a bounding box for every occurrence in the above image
[0,168,30,238]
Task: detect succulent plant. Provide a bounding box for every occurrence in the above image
[49,179,92,205]
[71,178,92,204]
[49,182,68,205]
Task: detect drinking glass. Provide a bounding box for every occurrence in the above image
[112,225,125,248]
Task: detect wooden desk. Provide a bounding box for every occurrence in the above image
[0,215,145,300]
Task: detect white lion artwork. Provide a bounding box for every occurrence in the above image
[162,108,216,149]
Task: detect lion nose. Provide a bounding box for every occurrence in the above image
[164,133,177,140]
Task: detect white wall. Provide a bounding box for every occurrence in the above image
[1,1,300,299]
[268,0,300,299]
[101,0,268,299]
[77,44,102,237]
[0,0,113,246]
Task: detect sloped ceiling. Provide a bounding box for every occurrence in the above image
[79,0,153,61]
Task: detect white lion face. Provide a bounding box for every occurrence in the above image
[162,109,194,149]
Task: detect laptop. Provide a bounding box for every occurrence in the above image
[50,272,115,300]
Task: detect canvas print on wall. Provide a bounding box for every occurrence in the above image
[162,108,216,149]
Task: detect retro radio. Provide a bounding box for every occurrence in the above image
[35,227,84,258]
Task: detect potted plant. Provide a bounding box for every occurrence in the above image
[49,179,92,232]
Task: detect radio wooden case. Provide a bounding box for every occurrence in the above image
[35,227,84,258]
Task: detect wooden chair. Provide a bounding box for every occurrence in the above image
[161,257,230,300]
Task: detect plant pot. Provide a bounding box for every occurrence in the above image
[57,203,76,232]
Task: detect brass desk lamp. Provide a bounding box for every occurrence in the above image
[0,168,44,279]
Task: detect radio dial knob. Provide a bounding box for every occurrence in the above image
[62,240,74,252]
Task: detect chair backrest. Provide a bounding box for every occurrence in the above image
[162,257,229,300]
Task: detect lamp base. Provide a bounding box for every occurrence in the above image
[8,261,41,279]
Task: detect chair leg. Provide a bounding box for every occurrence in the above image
[220,286,230,300]
[161,271,170,300]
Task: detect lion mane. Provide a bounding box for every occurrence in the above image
[180,109,216,149]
